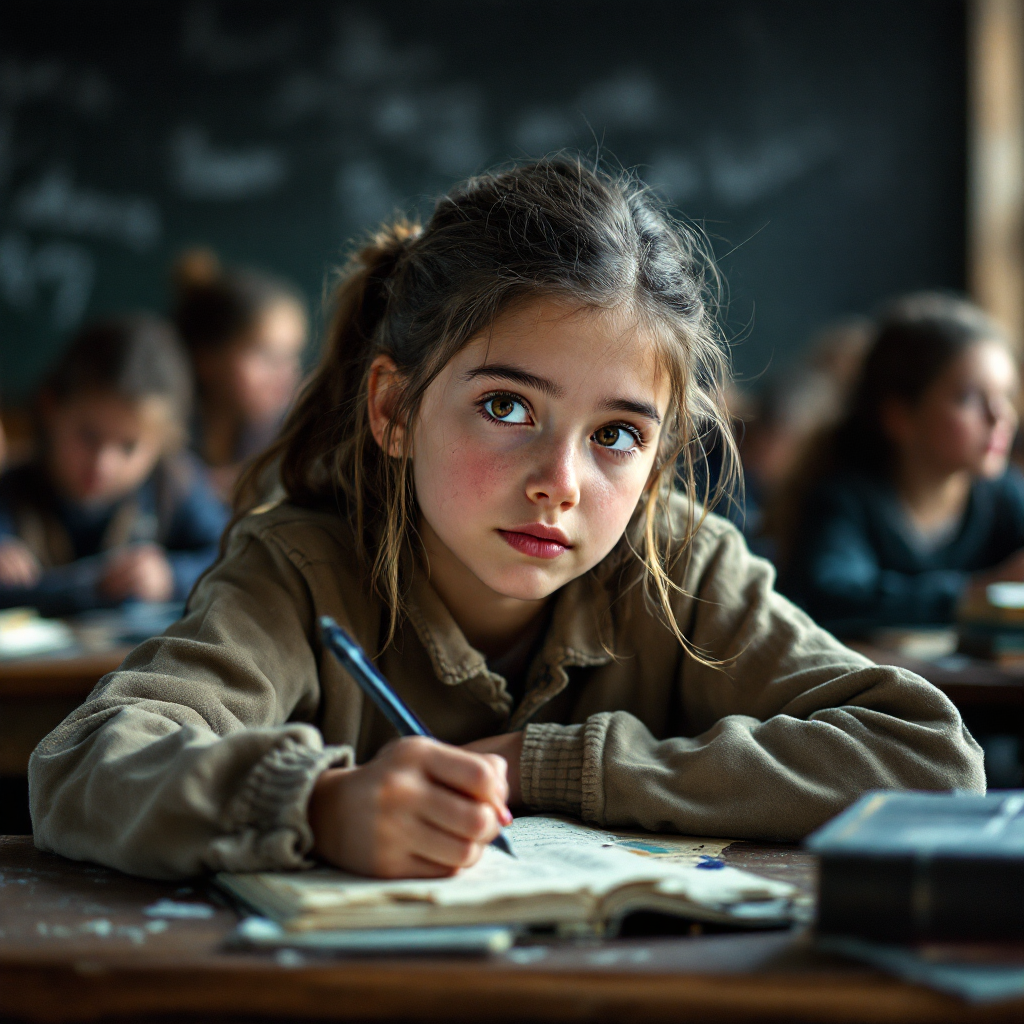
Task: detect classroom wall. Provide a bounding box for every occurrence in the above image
[0,0,967,403]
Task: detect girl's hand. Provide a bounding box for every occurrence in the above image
[463,731,524,808]
[0,539,42,587]
[308,736,512,878]
[100,544,175,602]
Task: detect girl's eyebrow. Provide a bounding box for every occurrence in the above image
[603,397,662,424]
[460,364,565,397]
[462,364,661,424]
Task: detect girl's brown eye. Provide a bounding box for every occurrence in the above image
[489,397,515,418]
[594,426,621,447]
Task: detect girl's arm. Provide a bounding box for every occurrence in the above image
[28,523,349,880]
[518,516,985,842]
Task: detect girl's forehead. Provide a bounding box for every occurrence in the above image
[457,297,665,389]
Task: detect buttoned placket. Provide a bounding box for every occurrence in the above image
[404,567,615,731]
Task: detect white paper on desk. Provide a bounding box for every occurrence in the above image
[0,608,76,659]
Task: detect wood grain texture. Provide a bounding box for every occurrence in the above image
[2,836,1020,1023]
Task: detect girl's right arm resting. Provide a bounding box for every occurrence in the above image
[28,523,352,880]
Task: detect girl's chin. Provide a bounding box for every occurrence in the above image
[480,568,573,603]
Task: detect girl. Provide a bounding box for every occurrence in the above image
[0,316,228,616]
[30,162,982,881]
[172,250,308,499]
[779,293,1024,636]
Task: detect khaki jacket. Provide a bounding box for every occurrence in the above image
[29,499,985,879]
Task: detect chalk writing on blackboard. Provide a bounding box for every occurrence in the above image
[0,56,112,116]
[0,232,94,330]
[172,126,287,200]
[183,2,300,73]
[11,169,160,252]
[648,124,839,209]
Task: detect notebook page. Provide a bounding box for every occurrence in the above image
[233,816,791,918]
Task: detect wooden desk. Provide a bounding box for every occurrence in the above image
[1,837,1018,1024]
[0,650,128,775]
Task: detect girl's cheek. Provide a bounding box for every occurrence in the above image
[588,459,647,521]
[434,432,519,506]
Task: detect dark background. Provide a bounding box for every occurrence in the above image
[0,0,967,403]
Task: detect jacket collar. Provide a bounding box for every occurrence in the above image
[405,564,615,720]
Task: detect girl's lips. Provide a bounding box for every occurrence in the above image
[498,529,570,559]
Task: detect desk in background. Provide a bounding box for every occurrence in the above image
[4,835,1019,1024]
[0,603,183,833]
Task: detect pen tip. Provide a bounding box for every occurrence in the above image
[492,831,516,858]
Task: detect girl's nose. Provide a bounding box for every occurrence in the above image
[525,439,581,511]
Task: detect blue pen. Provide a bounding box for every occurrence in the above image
[318,616,516,858]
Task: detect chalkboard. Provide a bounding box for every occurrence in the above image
[0,0,966,403]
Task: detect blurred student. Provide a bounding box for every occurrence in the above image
[736,320,870,556]
[0,316,229,616]
[779,293,1024,635]
[172,250,308,500]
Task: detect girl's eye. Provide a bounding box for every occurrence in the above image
[483,394,530,424]
[592,424,640,452]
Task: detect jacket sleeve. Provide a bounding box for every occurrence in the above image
[520,518,986,842]
[28,524,351,879]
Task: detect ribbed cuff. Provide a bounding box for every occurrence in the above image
[222,731,352,868]
[520,722,585,816]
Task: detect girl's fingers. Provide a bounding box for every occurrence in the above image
[416,783,500,843]
[419,742,507,806]
[404,813,488,870]
[406,853,464,878]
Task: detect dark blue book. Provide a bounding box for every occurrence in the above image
[805,791,1024,942]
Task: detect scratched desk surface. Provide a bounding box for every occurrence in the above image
[2,836,1019,1024]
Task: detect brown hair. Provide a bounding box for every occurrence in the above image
[44,314,192,449]
[238,158,739,650]
[172,248,304,356]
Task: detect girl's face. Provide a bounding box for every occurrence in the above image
[200,300,307,423]
[407,298,671,603]
[885,340,1019,478]
[42,392,171,506]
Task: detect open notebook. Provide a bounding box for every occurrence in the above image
[217,815,799,935]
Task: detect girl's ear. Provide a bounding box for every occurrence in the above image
[367,354,407,457]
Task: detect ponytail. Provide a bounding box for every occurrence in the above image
[172,247,304,355]
[234,220,420,520]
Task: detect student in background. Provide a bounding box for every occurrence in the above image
[737,370,839,557]
[173,250,308,500]
[779,293,1024,636]
[0,316,229,616]
[738,319,870,557]
[30,162,981,882]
